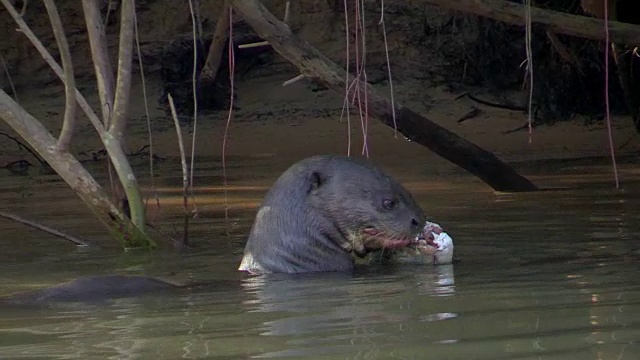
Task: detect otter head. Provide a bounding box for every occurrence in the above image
[307,157,426,258]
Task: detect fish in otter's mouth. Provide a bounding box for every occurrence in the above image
[360,221,455,265]
[402,221,455,265]
[411,221,444,250]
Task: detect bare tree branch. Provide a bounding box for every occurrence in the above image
[200,1,231,82]
[43,0,77,151]
[110,0,135,142]
[1,0,149,236]
[0,89,152,248]
[81,0,116,126]
[1,0,104,133]
[82,0,122,218]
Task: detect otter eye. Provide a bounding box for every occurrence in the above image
[382,198,398,210]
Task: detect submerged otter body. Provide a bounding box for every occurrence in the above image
[238,154,426,274]
[0,275,179,306]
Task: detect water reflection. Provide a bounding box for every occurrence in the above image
[1,159,639,359]
[237,265,457,358]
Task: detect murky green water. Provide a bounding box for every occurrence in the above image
[1,156,639,359]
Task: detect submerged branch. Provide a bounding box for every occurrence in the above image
[43,0,77,151]
[0,210,88,247]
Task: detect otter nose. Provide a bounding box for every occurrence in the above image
[410,217,424,234]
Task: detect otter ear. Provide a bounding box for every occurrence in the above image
[307,171,326,194]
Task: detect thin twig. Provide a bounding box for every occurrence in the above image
[502,122,541,135]
[0,210,88,247]
[104,0,115,26]
[524,0,534,143]
[18,0,27,16]
[132,1,160,207]
[167,93,190,248]
[237,40,269,48]
[456,108,481,123]
[617,132,639,150]
[187,0,200,217]
[467,92,526,111]
[0,55,18,103]
[0,132,46,165]
[340,0,352,156]
[284,1,290,24]
[604,1,620,188]
[282,74,304,86]
[545,28,583,74]
[348,0,370,157]
[222,7,235,230]
[232,3,288,50]
[43,0,77,151]
[357,0,370,157]
[379,0,397,138]
[193,0,203,39]
[353,0,363,155]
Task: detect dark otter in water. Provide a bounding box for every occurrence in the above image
[238,154,426,274]
[0,275,181,306]
[1,155,426,305]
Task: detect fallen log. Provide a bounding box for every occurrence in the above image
[420,0,640,46]
[231,0,537,192]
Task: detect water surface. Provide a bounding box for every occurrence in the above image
[0,156,639,359]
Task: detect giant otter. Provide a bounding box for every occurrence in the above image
[1,154,428,305]
[238,154,426,274]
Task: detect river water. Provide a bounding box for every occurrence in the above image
[0,155,639,359]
